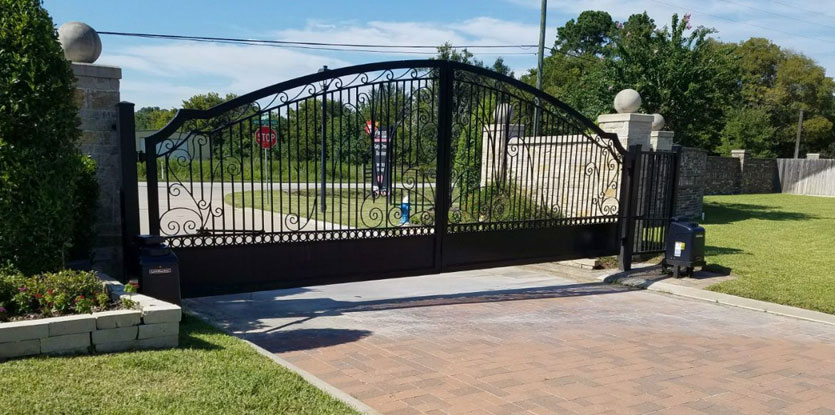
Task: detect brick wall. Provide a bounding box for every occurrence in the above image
[704,156,740,195]
[674,147,707,220]
[71,63,122,277]
[740,158,778,194]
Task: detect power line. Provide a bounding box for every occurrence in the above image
[770,0,835,21]
[97,31,539,53]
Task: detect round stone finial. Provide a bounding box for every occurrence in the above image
[614,89,641,113]
[651,113,665,131]
[494,103,513,124]
[58,22,102,63]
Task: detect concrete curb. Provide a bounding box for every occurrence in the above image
[185,308,379,415]
[600,268,835,327]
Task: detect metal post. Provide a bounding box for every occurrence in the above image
[669,145,683,219]
[618,145,642,271]
[434,62,454,273]
[145,135,161,236]
[118,102,140,279]
[794,109,804,159]
[319,66,329,213]
[533,0,547,135]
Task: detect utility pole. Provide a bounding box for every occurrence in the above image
[794,109,804,159]
[534,0,547,135]
[536,0,547,92]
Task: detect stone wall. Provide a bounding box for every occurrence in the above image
[701,151,778,196]
[674,147,707,220]
[740,158,778,194]
[704,156,741,195]
[72,63,122,277]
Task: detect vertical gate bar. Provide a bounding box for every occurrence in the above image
[321,84,328,213]
[117,102,140,278]
[618,144,642,271]
[145,133,161,236]
[434,63,454,272]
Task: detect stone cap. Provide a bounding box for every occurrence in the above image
[650,130,674,137]
[71,62,122,80]
[807,153,821,160]
[597,113,654,123]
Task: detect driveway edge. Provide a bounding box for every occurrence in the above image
[185,309,380,415]
[600,270,835,327]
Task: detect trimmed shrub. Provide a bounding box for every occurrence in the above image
[0,269,110,321]
[0,0,96,273]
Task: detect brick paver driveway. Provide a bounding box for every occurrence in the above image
[186,266,835,414]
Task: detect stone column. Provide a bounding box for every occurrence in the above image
[731,149,750,168]
[807,153,821,160]
[61,22,124,277]
[596,89,652,150]
[72,63,123,277]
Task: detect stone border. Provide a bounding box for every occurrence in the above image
[186,308,379,415]
[0,274,181,360]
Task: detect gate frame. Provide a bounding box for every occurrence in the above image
[119,59,639,293]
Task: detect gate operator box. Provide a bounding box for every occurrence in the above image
[665,219,705,277]
[136,235,181,305]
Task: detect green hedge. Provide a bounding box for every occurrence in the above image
[0,0,99,273]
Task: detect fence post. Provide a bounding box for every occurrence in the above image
[434,62,454,273]
[117,102,139,279]
[145,134,161,236]
[618,145,642,271]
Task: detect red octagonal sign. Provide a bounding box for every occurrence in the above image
[254,126,277,149]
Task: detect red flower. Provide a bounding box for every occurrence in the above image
[35,293,43,299]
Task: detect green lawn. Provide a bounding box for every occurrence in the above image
[0,314,356,414]
[225,188,436,228]
[702,194,835,314]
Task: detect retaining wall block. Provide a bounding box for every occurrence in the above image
[95,309,142,329]
[40,333,91,355]
[48,314,96,337]
[0,339,41,359]
[0,319,49,343]
[92,326,138,344]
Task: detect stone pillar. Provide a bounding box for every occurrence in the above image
[649,131,674,151]
[597,113,653,150]
[731,149,750,168]
[807,153,821,160]
[71,63,123,276]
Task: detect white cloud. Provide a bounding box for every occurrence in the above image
[98,42,349,108]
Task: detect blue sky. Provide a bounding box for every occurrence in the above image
[45,0,835,109]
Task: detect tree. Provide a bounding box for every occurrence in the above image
[0,0,96,272]
[135,106,176,130]
[718,107,777,157]
[605,13,741,149]
[555,10,616,57]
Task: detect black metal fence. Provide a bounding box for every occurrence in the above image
[633,149,680,254]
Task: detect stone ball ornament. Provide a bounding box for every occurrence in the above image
[614,89,642,113]
[58,22,102,63]
[651,113,665,131]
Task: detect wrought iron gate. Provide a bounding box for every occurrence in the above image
[120,60,641,297]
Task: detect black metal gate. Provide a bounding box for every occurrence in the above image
[119,60,651,297]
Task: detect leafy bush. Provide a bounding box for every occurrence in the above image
[0,0,97,273]
[0,269,111,321]
[456,182,561,223]
[68,155,100,261]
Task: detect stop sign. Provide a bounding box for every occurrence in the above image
[254,126,277,149]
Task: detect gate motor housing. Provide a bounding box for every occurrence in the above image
[663,218,705,278]
[136,235,181,305]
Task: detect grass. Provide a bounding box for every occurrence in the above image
[225,188,435,228]
[702,193,835,314]
[0,314,357,414]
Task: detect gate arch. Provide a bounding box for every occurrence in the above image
[134,60,627,296]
